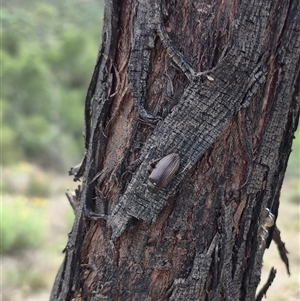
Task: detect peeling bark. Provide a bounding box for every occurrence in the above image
[50,0,300,300]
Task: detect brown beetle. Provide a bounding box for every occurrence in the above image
[147,153,180,192]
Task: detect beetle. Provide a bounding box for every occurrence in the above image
[147,153,180,192]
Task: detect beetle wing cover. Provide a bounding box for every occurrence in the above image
[148,153,180,189]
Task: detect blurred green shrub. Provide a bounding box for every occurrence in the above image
[1,121,23,164]
[1,0,103,171]
[4,264,49,294]
[2,162,52,197]
[286,129,300,178]
[26,172,52,198]
[1,195,47,254]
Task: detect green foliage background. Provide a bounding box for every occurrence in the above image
[2,0,104,170]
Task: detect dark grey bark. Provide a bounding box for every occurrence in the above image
[51,0,300,300]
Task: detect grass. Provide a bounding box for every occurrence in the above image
[1,194,47,254]
[1,163,76,301]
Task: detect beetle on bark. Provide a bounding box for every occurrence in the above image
[147,153,180,192]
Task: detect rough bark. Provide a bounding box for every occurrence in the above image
[50,0,300,300]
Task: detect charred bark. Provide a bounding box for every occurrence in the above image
[51,0,300,300]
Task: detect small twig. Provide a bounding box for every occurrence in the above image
[65,185,81,213]
[272,225,290,275]
[255,267,277,301]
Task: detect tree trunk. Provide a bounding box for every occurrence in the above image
[50,0,300,300]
